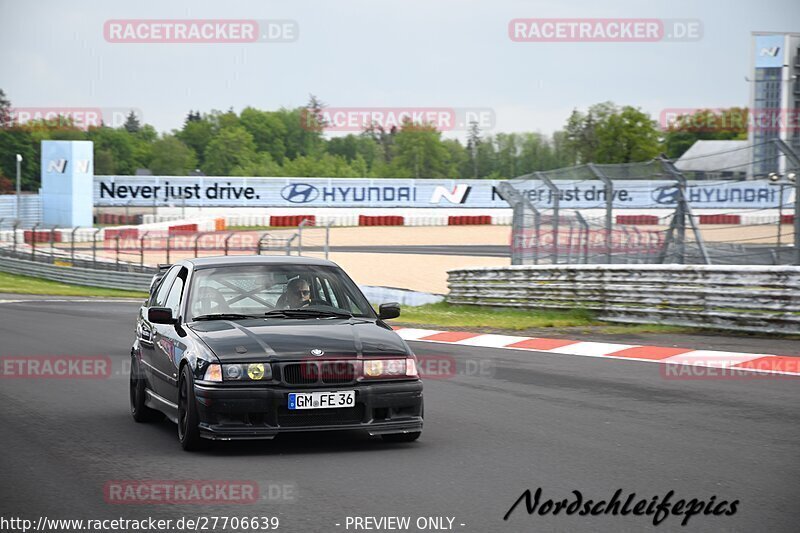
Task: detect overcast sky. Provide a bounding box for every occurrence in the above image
[1,0,798,141]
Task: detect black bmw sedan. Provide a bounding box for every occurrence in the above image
[130,256,423,450]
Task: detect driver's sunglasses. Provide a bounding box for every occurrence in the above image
[296,289,311,296]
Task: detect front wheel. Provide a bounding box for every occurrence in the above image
[177,365,205,451]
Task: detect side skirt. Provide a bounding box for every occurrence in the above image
[145,389,179,424]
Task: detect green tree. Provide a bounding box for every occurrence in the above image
[326,135,359,162]
[208,108,240,131]
[565,102,611,163]
[385,121,456,179]
[231,152,283,177]
[551,130,577,167]
[565,102,661,163]
[94,149,116,175]
[362,123,396,164]
[239,107,288,163]
[494,133,520,178]
[0,88,11,127]
[475,137,497,178]
[595,106,662,163]
[466,121,481,178]
[86,126,142,174]
[327,135,382,171]
[517,132,553,174]
[282,154,362,178]
[302,94,327,134]
[202,126,258,175]
[149,136,197,175]
[123,111,141,133]
[443,138,469,179]
[177,116,213,166]
[0,128,38,190]
[278,107,325,159]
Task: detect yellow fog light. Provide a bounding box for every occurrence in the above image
[247,363,266,380]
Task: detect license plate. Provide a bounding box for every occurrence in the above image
[288,390,355,410]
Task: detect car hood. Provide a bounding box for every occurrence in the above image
[189,318,410,361]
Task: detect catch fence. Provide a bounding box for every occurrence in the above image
[499,144,800,266]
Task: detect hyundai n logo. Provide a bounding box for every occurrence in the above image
[47,159,91,174]
[430,184,472,204]
[759,47,780,57]
[652,186,679,205]
[47,159,68,173]
[281,183,319,203]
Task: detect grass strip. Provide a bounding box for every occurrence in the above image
[0,271,147,299]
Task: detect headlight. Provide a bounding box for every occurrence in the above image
[224,364,242,380]
[220,363,272,381]
[362,358,417,379]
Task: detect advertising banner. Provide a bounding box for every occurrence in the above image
[94,176,791,209]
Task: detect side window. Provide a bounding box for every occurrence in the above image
[151,266,180,308]
[164,269,187,316]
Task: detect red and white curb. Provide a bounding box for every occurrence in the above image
[394,327,800,377]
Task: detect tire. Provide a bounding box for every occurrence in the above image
[177,364,205,451]
[130,356,163,423]
[382,431,421,443]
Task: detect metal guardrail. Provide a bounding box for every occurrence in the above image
[0,255,153,293]
[447,264,800,334]
[0,195,42,229]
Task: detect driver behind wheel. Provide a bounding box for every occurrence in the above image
[284,277,312,308]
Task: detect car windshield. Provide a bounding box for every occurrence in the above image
[188,264,375,320]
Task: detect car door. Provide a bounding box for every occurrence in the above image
[140,265,180,398]
[152,266,189,404]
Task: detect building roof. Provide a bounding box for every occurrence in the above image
[674,140,750,173]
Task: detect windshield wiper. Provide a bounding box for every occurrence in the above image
[263,309,354,319]
[193,313,263,321]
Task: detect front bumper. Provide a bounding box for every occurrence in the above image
[193,380,423,440]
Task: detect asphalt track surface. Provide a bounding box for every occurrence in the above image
[0,297,798,533]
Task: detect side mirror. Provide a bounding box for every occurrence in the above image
[378,302,400,320]
[148,307,176,325]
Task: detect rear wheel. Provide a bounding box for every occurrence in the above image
[177,365,205,451]
[130,356,163,423]
[382,431,421,443]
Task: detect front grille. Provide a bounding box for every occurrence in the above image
[276,404,365,427]
[281,361,356,385]
[283,363,318,385]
